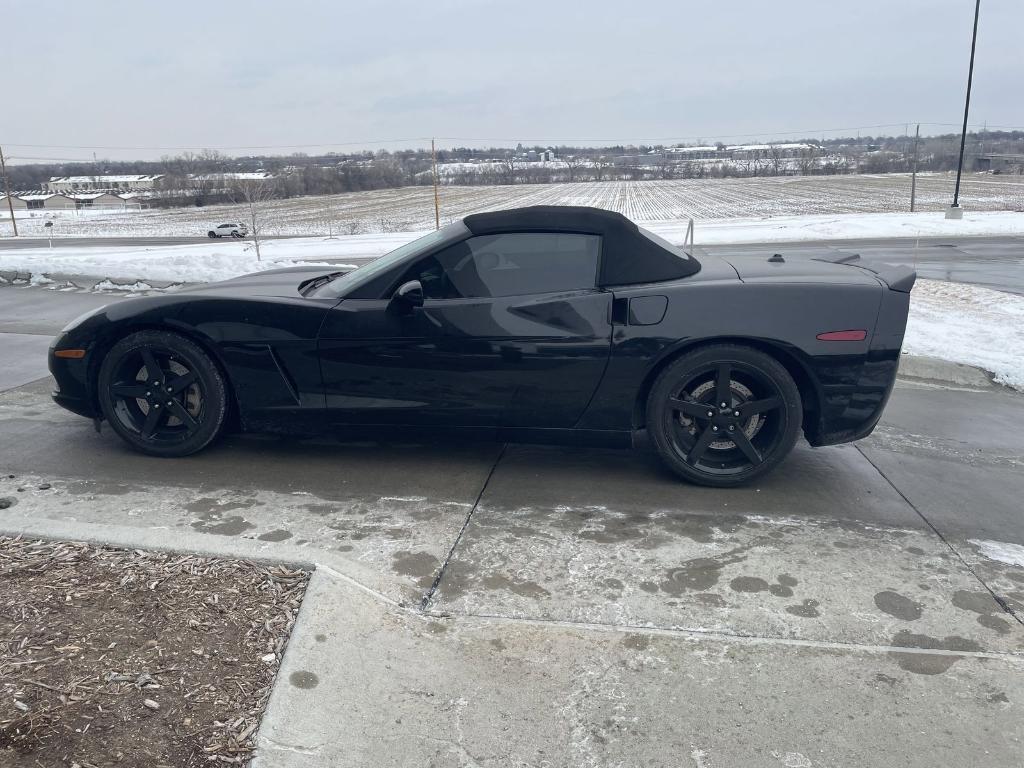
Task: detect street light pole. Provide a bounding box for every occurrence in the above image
[947,0,981,218]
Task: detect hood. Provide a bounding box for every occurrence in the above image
[180,265,350,298]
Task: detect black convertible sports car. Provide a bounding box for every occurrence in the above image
[49,206,915,487]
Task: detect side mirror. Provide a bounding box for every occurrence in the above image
[391,280,424,312]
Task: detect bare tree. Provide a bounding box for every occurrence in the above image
[592,155,614,181]
[563,154,587,182]
[653,153,676,180]
[229,177,277,261]
[498,154,518,185]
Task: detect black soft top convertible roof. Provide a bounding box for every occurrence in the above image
[463,206,700,286]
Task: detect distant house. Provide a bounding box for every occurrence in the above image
[18,193,76,210]
[0,194,28,210]
[68,192,129,208]
[46,175,164,193]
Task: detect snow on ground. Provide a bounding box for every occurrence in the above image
[0,238,351,284]
[653,210,1024,244]
[2,173,1022,239]
[968,540,1024,568]
[903,279,1024,391]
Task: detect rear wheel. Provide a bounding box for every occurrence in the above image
[207,231,216,238]
[97,331,228,457]
[646,345,802,487]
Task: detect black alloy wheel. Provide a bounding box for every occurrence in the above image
[97,331,228,457]
[647,344,802,487]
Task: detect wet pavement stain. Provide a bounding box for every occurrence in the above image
[638,581,659,594]
[425,621,448,635]
[786,599,821,618]
[622,633,651,651]
[480,573,550,598]
[888,631,982,675]
[391,550,441,589]
[257,529,293,542]
[729,575,796,598]
[185,497,256,515]
[661,558,726,594]
[190,515,255,536]
[289,671,319,689]
[315,634,327,643]
[489,638,506,651]
[978,614,1012,635]
[874,590,923,621]
[0,497,15,510]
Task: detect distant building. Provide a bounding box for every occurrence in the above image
[68,192,129,209]
[46,175,164,193]
[975,154,1024,174]
[19,193,76,210]
[0,194,28,210]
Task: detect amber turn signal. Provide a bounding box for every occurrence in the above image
[53,349,86,359]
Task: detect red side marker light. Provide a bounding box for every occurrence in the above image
[816,330,867,342]
[53,349,86,359]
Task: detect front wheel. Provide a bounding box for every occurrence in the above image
[207,231,217,238]
[97,331,228,457]
[646,345,802,487]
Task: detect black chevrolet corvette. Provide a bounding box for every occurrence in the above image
[49,206,915,487]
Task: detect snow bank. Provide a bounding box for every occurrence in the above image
[968,539,1024,568]
[0,237,355,284]
[649,210,1024,245]
[904,279,1024,391]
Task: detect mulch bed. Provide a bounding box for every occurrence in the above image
[0,536,309,767]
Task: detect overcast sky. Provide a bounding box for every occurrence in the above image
[3,0,1021,162]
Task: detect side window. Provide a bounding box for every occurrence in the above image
[404,233,600,300]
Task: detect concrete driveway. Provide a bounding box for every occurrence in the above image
[1,285,1022,766]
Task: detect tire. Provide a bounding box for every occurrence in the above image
[646,344,802,487]
[97,330,228,457]
[207,231,216,238]
[231,232,242,238]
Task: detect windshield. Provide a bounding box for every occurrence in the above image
[310,223,467,298]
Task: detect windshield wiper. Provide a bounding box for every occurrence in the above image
[299,271,345,296]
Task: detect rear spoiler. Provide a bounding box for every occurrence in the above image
[811,253,917,293]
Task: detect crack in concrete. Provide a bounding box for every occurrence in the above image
[855,445,1023,627]
[419,444,507,611]
[426,608,1024,662]
[259,735,327,755]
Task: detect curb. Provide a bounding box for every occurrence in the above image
[898,354,995,389]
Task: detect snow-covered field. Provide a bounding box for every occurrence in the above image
[2,172,1022,239]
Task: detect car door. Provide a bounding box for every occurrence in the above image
[317,232,613,430]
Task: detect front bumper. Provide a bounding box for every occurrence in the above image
[48,337,98,418]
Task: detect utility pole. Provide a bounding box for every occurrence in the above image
[0,145,18,237]
[431,138,440,230]
[910,124,920,212]
[947,0,981,219]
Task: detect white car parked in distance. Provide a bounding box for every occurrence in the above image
[207,223,248,238]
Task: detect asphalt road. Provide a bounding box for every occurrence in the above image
[1,284,1023,765]
[699,234,1024,295]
